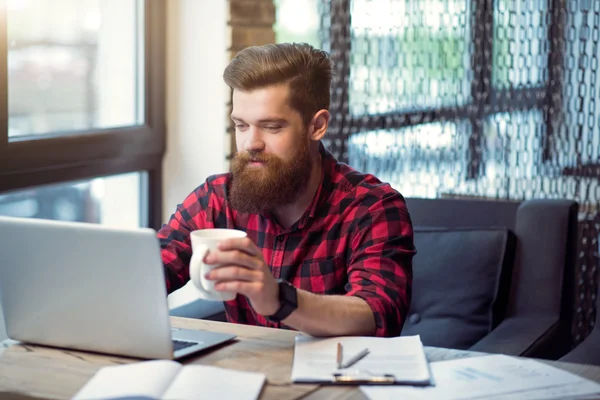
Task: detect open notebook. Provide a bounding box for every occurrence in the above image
[73,360,265,400]
[291,334,431,385]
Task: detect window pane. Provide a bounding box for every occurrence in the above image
[493,0,549,88]
[8,0,144,139]
[0,172,146,229]
[347,111,546,200]
[348,121,471,198]
[274,0,320,47]
[350,0,472,115]
[481,110,546,198]
[561,2,600,168]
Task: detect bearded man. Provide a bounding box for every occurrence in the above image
[158,43,415,337]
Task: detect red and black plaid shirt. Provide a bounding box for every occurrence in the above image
[158,145,415,337]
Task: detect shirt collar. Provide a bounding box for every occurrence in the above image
[296,142,336,229]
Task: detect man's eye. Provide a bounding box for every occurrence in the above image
[265,126,281,131]
[235,124,247,129]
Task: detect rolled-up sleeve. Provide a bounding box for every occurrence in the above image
[345,192,415,337]
[157,180,214,294]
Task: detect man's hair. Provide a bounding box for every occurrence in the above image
[223,43,333,126]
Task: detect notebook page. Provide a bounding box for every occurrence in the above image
[291,334,430,383]
[73,360,181,400]
[162,365,266,400]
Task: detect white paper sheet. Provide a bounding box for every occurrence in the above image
[162,365,265,400]
[72,360,266,400]
[291,334,430,384]
[482,380,600,400]
[73,360,181,400]
[360,354,600,400]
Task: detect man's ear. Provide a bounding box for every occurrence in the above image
[309,109,330,141]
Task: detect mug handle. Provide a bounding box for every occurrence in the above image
[189,244,212,297]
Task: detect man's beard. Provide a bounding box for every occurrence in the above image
[229,141,313,214]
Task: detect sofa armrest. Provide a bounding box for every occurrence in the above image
[469,316,570,359]
[560,330,600,365]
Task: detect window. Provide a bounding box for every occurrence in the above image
[274,0,319,47]
[0,172,145,228]
[348,120,469,198]
[322,0,552,194]
[0,0,165,229]
[8,0,143,138]
[492,0,549,89]
[350,0,471,114]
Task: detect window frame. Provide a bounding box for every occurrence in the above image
[0,0,166,229]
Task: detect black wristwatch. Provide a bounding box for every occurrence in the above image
[266,279,298,322]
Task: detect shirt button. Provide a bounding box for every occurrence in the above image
[276,235,284,242]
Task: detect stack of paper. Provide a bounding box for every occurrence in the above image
[73,360,266,400]
[361,354,600,400]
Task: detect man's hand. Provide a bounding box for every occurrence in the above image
[204,237,378,337]
[204,237,280,316]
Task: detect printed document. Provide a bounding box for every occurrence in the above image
[360,354,600,400]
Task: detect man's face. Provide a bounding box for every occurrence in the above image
[229,84,313,214]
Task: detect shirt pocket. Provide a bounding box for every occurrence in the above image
[298,255,347,295]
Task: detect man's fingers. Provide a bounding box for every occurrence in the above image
[214,280,261,296]
[204,249,261,270]
[217,237,261,257]
[206,266,260,282]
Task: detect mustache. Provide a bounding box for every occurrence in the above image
[236,152,276,164]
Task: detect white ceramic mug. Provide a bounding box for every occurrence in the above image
[189,228,247,301]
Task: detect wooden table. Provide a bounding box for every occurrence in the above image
[1,317,600,400]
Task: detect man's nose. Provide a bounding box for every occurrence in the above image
[244,127,266,153]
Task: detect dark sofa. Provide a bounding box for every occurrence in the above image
[401,197,578,359]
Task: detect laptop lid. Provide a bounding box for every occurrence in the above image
[0,216,177,359]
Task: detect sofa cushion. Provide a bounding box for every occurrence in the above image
[401,227,515,349]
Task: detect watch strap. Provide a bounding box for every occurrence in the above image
[266,280,298,322]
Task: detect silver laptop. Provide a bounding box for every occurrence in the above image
[0,216,235,360]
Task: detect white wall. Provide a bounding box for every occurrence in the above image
[163,0,231,224]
